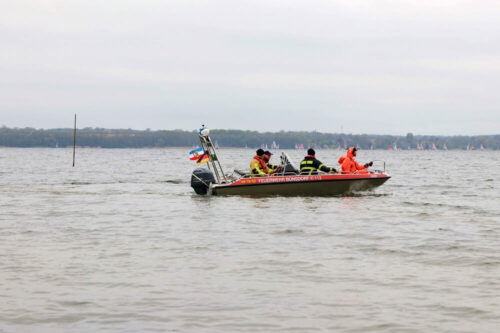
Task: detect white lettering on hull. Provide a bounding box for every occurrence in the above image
[257,176,322,184]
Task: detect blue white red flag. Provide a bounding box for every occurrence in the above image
[189,147,204,160]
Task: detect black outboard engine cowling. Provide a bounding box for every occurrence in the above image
[280,152,299,174]
[191,168,216,195]
[283,163,299,174]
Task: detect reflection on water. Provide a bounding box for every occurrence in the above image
[0,148,499,333]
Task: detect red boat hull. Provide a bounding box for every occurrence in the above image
[211,173,390,196]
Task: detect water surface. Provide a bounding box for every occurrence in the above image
[1,148,499,332]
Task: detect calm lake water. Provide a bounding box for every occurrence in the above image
[1,148,499,332]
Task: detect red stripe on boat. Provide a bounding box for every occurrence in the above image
[230,173,388,186]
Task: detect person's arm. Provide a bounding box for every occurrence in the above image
[269,164,283,174]
[315,159,337,173]
[267,163,277,172]
[255,167,267,176]
[354,159,366,170]
[354,160,373,170]
[256,164,268,175]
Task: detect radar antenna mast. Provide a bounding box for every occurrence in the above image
[198,125,227,184]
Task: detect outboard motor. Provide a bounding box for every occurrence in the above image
[283,163,299,174]
[191,168,216,195]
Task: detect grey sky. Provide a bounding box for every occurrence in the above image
[1,0,499,135]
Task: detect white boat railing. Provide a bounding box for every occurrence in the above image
[231,152,387,179]
[370,160,386,174]
[234,165,387,179]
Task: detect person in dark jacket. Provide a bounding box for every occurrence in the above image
[300,148,337,175]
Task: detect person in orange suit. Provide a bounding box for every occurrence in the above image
[338,147,373,174]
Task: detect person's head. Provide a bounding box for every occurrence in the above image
[256,148,265,157]
[307,148,315,156]
[263,150,273,162]
[347,146,357,157]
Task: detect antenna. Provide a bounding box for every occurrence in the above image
[198,125,227,183]
[72,114,77,167]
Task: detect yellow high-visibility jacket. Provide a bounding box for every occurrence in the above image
[250,156,268,177]
[266,163,278,174]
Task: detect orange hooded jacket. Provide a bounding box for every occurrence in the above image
[338,147,367,174]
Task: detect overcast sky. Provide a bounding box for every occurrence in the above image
[1,0,499,135]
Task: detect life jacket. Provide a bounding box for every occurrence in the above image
[250,155,268,176]
[340,147,366,174]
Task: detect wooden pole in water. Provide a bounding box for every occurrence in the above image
[72,114,77,167]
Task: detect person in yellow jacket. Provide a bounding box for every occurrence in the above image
[250,149,269,177]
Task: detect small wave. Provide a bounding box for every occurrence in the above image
[57,300,93,307]
[416,212,431,216]
[274,229,304,235]
[470,261,500,267]
[419,184,459,189]
[163,179,185,184]
[403,201,474,211]
[65,181,93,185]
[344,192,390,197]
[434,304,488,317]
[359,246,417,257]
[64,181,130,185]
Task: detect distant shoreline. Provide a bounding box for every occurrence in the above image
[1,127,498,150]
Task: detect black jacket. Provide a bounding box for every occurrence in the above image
[300,156,336,174]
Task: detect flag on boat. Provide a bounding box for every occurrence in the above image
[197,153,210,165]
[189,147,204,160]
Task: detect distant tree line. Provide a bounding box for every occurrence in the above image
[0,126,499,150]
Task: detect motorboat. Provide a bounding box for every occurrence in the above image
[190,127,390,196]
